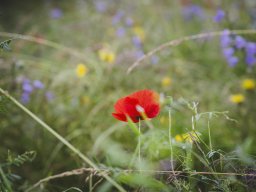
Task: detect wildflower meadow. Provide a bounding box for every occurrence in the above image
[1,0,256,191]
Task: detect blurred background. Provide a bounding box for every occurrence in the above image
[1,0,256,191]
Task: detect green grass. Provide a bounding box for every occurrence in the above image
[1,0,256,191]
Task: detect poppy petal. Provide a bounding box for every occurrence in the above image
[130,89,159,108]
[145,104,160,118]
[112,113,127,122]
[114,97,126,113]
[124,97,141,121]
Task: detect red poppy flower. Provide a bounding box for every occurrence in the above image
[112,90,160,123]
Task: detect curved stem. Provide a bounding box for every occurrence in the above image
[127,29,256,73]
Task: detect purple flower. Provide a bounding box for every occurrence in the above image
[235,36,247,49]
[182,4,204,20]
[245,55,256,66]
[21,92,30,104]
[223,47,235,58]
[220,30,231,48]
[112,10,124,25]
[213,9,225,23]
[22,80,33,93]
[94,1,107,13]
[245,42,256,66]
[135,50,144,59]
[33,80,44,89]
[116,27,126,37]
[45,92,54,101]
[132,36,142,48]
[246,42,256,55]
[125,17,133,27]
[227,56,239,67]
[50,8,63,19]
[151,55,159,65]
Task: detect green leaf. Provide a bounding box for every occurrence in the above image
[7,151,36,166]
[0,39,12,51]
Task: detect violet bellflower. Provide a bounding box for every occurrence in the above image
[213,9,225,23]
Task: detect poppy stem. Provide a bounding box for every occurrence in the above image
[138,119,141,172]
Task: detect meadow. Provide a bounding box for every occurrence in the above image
[1,0,256,191]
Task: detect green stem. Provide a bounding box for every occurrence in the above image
[0,88,126,192]
[208,119,212,152]
[138,119,141,171]
[168,108,174,173]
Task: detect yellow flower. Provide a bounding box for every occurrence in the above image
[76,64,88,78]
[132,26,145,41]
[175,134,184,142]
[161,77,172,87]
[242,79,255,90]
[80,96,90,105]
[182,132,198,143]
[98,49,116,64]
[229,94,245,104]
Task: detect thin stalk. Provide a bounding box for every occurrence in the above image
[208,119,213,152]
[138,119,141,171]
[127,29,256,73]
[168,108,175,174]
[0,88,126,192]
[89,173,92,192]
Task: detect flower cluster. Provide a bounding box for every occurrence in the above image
[110,9,158,65]
[182,4,204,21]
[220,30,256,67]
[229,78,255,104]
[19,78,53,104]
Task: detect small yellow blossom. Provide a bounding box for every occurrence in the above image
[132,26,145,41]
[80,96,90,105]
[182,132,198,143]
[242,79,255,90]
[175,134,184,142]
[98,49,116,64]
[229,94,245,104]
[76,64,88,78]
[175,132,199,143]
[161,77,172,87]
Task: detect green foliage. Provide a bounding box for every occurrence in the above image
[1,0,256,191]
[0,39,12,52]
[0,95,8,114]
[7,151,36,167]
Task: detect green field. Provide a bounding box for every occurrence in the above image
[1,1,256,191]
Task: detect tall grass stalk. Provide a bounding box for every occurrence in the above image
[168,106,175,174]
[0,88,126,192]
